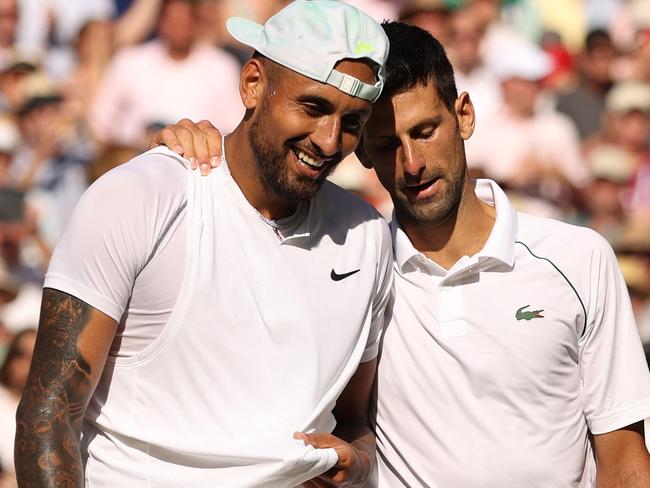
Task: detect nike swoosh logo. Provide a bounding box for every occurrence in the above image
[331,269,361,281]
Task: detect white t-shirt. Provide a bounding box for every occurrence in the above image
[372,179,650,487]
[45,147,394,487]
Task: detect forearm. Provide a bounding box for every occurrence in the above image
[15,393,85,487]
[597,463,650,488]
[595,422,650,488]
[14,289,115,487]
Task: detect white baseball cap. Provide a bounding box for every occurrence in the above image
[492,41,553,81]
[226,0,389,102]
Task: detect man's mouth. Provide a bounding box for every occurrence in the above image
[403,177,441,200]
[295,149,325,169]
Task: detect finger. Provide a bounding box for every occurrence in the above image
[172,124,199,169]
[179,118,211,167]
[295,432,338,449]
[149,126,184,155]
[196,119,223,167]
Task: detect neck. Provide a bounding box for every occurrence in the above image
[166,44,192,61]
[224,127,298,220]
[397,178,496,270]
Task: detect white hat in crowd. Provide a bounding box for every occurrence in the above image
[606,81,650,114]
[492,41,553,81]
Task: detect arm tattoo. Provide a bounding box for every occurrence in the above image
[15,289,93,488]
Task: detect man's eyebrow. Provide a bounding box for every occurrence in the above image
[295,95,335,113]
[408,117,442,135]
[295,95,372,119]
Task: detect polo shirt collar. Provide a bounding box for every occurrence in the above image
[391,179,518,273]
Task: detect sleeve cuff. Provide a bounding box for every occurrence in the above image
[587,397,650,435]
[44,273,124,323]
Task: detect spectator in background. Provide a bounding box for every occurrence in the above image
[398,0,455,47]
[584,81,650,214]
[0,190,46,333]
[466,41,588,206]
[8,73,88,233]
[556,29,615,140]
[14,0,114,59]
[614,217,650,360]
[0,0,18,70]
[89,0,243,149]
[0,116,17,186]
[0,328,35,485]
[0,58,35,113]
[575,145,631,240]
[447,3,501,170]
[61,20,114,128]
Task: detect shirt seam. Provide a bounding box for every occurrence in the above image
[515,240,588,337]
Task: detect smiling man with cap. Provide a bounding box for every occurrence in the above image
[15,1,393,487]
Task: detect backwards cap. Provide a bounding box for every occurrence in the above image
[227,0,389,102]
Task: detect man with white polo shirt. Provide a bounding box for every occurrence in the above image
[15,2,393,487]
[358,22,650,487]
[155,21,650,488]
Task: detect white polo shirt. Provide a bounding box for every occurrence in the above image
[45,147,393,487]
[373,179,650,488]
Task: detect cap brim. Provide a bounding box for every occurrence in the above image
[226,17,264,49]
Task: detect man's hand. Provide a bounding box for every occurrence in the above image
[297,359,378,487]
[149,118,223,175]
[296,432,372,487]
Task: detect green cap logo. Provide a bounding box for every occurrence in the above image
[354,41,374,54]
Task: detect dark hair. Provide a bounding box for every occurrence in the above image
[380,21,458,113]
[585,28,612,53]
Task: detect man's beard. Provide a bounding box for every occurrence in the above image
[395,165,466,226]
[248,101,336,203]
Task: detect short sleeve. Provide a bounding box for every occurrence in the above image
[361,216,394,363]
[44,149,189,322]
[579,234,650,434]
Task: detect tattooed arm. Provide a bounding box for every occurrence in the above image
[15,288,117,487]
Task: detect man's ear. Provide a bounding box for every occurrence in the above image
[239,58,266,110]
[355,132,374,169]
[454,91,476,140]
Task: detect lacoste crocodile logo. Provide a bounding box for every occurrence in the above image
[515,305,544,321]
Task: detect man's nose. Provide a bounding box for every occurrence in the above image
[401,140,426,176]
[311,116,341,158]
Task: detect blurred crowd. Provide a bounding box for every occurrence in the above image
[0,0,649,483]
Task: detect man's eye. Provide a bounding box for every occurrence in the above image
[303,104,323,116]
[343,118,364,134]
[417,127,437,140]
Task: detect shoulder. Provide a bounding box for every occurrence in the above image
[516,212,614,266]
[318,180,383,220]
[78,147,189,216]
[314,181,389,245]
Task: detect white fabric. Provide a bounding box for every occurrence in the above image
[372,179,650,487]
[45,147,393,486]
